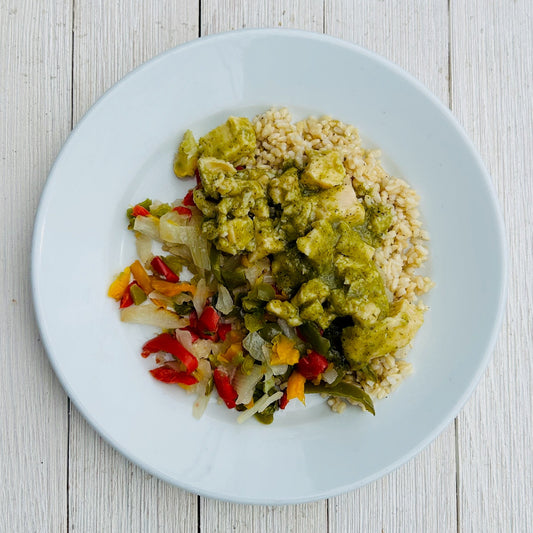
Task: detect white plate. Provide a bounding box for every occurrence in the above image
[32,29,506,504]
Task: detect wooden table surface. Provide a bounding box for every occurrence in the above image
[2,1,531,531]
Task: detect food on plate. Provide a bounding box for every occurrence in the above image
[109,108,433,423]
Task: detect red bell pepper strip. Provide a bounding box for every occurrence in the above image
[132,204,150,217]
[187,309,218,340]
[194,168,202,187]
[297,351,329,380]
[235,165,245,171]
[119,281,136,308]
[180,327,199,343]
[150,366,198,385]
[151,256,180,282]
[218,323,231,341]
[183,189,196,206]
[173,206,192,217]
[199,305,220,334]
[141,333,198,373]
[279,390,289,409]
[188,309,198,330]
[213,368,238,409]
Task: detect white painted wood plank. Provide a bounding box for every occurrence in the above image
[450,2,533,531]
[0,1,71,531]
[200,500,329,533]
[200,1,328,531]
[325,2,457,532]
[69,3,199,532]
[202,0,323,35]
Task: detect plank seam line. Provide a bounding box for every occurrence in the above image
[323,4,330,526]
[198,0,202,38]
[70,0,75,131]
[67,1,75,531]
[197,3,202,531]
[447,0,453,112]
[448,3,459,532]
[455,419,461,533]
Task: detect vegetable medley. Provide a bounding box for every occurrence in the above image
[108,114,425,423]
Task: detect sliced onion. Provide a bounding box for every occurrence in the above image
[135,232,153,265]
[166,244,193,264]
[244,257,270,286]
[277,318,295,339]
[133,215,161,241]
[322,366,338,385]
[192,277,209,316]
[160,211,210,270]
[237,391,283,424]
[174,328,195,352]
[148,291,175,309]
[215,284,233,315]
[190,339,220,359]
[269,364,288,376]
[233,365,265,405]
[192,359,212,420]
[242,331,268,362]
[192,393,211,420]
[120,301,187,329]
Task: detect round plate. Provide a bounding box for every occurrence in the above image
[32,29,506,504]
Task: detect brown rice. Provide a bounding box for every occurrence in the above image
[251,107,434,407]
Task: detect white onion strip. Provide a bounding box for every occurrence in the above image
[237,391,283,424]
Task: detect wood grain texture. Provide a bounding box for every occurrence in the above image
[3,1,533,531]
[451,1,533,531]
[325,3,457,532]
[201,0,323,34]
[0,1,71,531]
[200,500,329,533]
[200,1,328,531]
[69,2,199,532]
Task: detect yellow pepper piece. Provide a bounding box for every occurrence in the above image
[226,330,244,343]
[151,279,197,297]
[270,335,300,366]
[130,260,152,294]
[107,267,131,300]
[286,371,306,405]
[218,343,243,364]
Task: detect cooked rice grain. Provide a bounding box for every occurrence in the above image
[252,108,433,402]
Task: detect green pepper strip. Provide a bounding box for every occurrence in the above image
[244,312,266,333]
[258,323,283,342]
[254,412,274,425]
[130,284,147,305]
[222,267,247,289]
[242,297,261,312]
[162,255,183,276]
[254,283,276,301]
[305,382,375,415]
[150,203,172,217]
[209,247,222,283]
[298,321,331,356]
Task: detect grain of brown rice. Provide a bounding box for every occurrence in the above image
[252,108,433,405]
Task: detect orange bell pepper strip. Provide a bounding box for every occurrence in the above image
[130,260,152,294]
[286,371,306,405]
[218,343,243,364]
[107,267,131,300]
[151,279,196,297]
[270,335,300,366]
